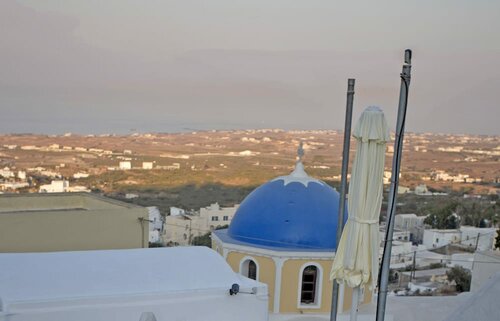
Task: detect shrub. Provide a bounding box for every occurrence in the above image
[446,265,471,292]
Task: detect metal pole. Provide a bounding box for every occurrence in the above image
[412,250,417,281]
[474,232,480,251]
[376,49,412,321]
[350,286,361,321]
[330,78,355,321]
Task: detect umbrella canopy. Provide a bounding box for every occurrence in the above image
[330,106,390,289]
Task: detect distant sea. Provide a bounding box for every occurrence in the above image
[0,118,316,135]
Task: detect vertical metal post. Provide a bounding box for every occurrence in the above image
[330,78,355,321]
[350,286,361,321]
[474,232,480,251]
[376,50,412,321]
[412,251,417,281]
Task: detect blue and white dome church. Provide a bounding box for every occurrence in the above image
[212,143,372,314]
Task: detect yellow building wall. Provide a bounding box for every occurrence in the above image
[0,208,149,252]
[214,242,373,314]
[280,259,333,313]
[280,259,372,313]
[226,251,276,311]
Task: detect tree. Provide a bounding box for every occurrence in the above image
[149,242,164,248]
[495,229,500,250]
[446,266,471,292]
[424,202,460,229]
[457,200,497,228]
[192,232,211,247]
[191,225,229,247]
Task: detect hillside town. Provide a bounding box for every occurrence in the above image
[0,130,498,195]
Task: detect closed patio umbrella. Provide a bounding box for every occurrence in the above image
[330,106,389,320]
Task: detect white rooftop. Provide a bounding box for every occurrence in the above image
[444,272,500,321]
[0,247,255,306]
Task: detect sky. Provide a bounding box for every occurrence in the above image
[1,0,499,135]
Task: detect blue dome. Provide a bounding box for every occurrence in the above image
[227,163,345,251]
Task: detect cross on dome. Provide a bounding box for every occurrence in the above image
[297,141,304,163]
[272,142,324,187]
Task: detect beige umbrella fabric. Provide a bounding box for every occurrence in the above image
[330,106,390,290]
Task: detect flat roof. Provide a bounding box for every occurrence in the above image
[0,207,87,214]
[476,250,500,260]
[0,247,259,306]
[0,192,142,212]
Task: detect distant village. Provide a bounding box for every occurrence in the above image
[0,130,498,194]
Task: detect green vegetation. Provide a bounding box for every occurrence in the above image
[108,184,256,215]
[393,193,498,230]
[148,242,164,248]
[424,202,460,229]
[191,225,228,247]
[446,265,471,292]
[192,232,211,247]
[428,262,446,269]
[495,229,500,250]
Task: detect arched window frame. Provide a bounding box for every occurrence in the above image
[297,262,323,309]
[239,256,259,281]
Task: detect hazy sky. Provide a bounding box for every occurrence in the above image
[1,0,499,135]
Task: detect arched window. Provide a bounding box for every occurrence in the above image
[300,265,319,304]
[240,258,258,280]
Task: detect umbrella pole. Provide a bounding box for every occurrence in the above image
[330,78,355,321]
[376,49,412,321]
[350,286,361,321]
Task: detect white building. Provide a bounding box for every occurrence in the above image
[163,214,200,246]
[459,226,497,251]
[380,225,411,242]
[119,161,132,170]
[39,180,89,193]
[163,203,239,246]
[170,207,186,216]
[39,180,69,193]
[147,207,163,243]
[0,247,268,321]
[73,172,89,179]
[142,162,154,170]
[0,182,29,191]
[149,230,160,243]
[423,229,461,249]
[17,171,26,180]
[422,226,497,252]
[0,167,15,178]
[394,213,426,243]
[383,240,414,268]
[415,184,432,196]
[200,202,238,230]
[148,207,163,231]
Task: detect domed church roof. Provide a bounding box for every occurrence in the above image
[222,144,344,251]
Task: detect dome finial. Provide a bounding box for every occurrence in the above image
[297,141,304,163]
